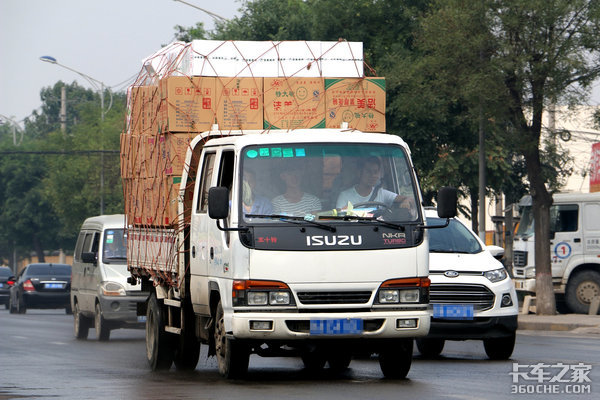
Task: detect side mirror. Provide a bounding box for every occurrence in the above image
[82,252,97,264]
[437,186,457,219]
[208,186,230,220]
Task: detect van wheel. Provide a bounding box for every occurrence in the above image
[95,303,111,341]
[214,300,249,378]
[74,301,91,340]
[416,338,445,358]
[146,293,174,370]
[566,270,600,314]
[483,333,515,360]
[173,303,201,371]
[379,339,413,379]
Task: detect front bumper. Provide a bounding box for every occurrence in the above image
[230,309,430,340]
[427,315,517,339]
[98,293,148,326]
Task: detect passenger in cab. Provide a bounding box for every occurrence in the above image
[272,163,321,215]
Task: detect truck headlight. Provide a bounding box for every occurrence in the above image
[269,291,290,305]
[379,289,399,303]
[484,268,508,283]
[101,281,126,296]
[247,291,269,305]
[232,280,295,307]
[376,278,430,305]
[399,289,420,303]
[525,268,536,278]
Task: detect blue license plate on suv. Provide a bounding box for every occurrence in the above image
[433,304,474,320]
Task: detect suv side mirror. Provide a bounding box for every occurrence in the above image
[82,252,97,265]
[208,186,230,220]
[437,186,457,219]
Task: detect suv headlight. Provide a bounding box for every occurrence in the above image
[484,268,508,283]
[101,281,126,296]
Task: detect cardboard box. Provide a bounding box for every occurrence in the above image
[157,76,217,133]
[127,86,159,135]
[216,77,263,130]
[263,77,326,129]
[325,78,386,132]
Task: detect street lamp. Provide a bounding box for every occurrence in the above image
[40,55,113,215]
[172,0,229,22]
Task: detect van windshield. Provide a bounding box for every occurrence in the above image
[240,143,420,224]
[102,229,127,263]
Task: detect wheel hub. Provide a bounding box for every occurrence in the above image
[576,281,600,304]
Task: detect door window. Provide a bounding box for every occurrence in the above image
[550,204,579,233]
[197,152,216,213]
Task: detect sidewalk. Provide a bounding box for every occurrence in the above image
[518,313,600,335]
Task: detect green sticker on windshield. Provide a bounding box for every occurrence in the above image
[283,148,294,157]
[246,149,258,158]
[259,148,270,157]
[295,148,306,157]
[271,148,282,157]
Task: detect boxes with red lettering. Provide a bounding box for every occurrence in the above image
[263,77,326,129]
[325,78,386,132]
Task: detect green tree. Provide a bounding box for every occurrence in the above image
[416,0,600,314]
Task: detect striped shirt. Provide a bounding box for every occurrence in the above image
[272,193,322,216]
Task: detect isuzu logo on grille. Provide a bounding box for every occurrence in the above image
[444,270,459,278]
[306,235,363,246]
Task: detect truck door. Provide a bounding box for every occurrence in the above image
[208,149,235,286]
[550,203,582,280]
[190,150,217,314]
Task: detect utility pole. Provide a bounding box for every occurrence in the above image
[60,85,67,135]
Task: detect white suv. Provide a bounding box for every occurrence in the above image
[417,209,519,359]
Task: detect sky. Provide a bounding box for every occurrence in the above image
[0,0,241,128]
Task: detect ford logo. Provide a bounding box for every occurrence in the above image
[444,270,459,278]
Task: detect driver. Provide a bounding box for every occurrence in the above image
[336,156,414,211]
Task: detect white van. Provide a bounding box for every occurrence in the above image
[71,215,147,340]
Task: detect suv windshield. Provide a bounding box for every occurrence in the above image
[427,218,482,254]
[241,143,419,224]
[102,229,127,263]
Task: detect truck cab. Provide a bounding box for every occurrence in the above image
[513,193,600,313]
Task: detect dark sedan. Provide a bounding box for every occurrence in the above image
[0,266,14,309]
[9,263,72,314]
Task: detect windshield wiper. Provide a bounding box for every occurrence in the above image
[246,214,336,232]
[319,215,405,231]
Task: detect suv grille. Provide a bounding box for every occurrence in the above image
[513,250,528,267]
[296,291,372,305]
[430,284,495,311]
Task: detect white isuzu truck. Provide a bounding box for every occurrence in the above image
[126,128,456,378]
[512,192,600,313]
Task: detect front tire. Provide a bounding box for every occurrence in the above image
[415,338,445,358]
[565,270,600,314]
[95,303,111,341]
[379,339,413,379]
[74,301,92,340]
[483,333,515,360]
[146,293,174,370]
[214,300,249,378]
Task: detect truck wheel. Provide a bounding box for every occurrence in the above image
[483,333,515,360]
[146,293,174,370]
[95,303,111,341]
[565,270,600,314]
[415,338,445,358]
[173,304,201,371]
[215,301,249,378]
[74,301,91,340]
[379,339,413,379]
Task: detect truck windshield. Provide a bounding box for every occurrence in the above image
[102,229,127,263]
[515,206,534,238]
[241,143,419,224]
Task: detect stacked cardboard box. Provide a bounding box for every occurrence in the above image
[121,41,386,228]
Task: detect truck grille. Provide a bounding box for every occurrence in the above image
[513,250,528,267]
[296,291,372,305]
[430,284,495,311]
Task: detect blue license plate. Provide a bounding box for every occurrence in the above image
[433,304,474,320]
[0,283,4,288]
[44,283,63,289]
[310,318,363,335]
[137,316,147,323]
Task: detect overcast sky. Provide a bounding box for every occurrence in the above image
[0,0,240,127]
